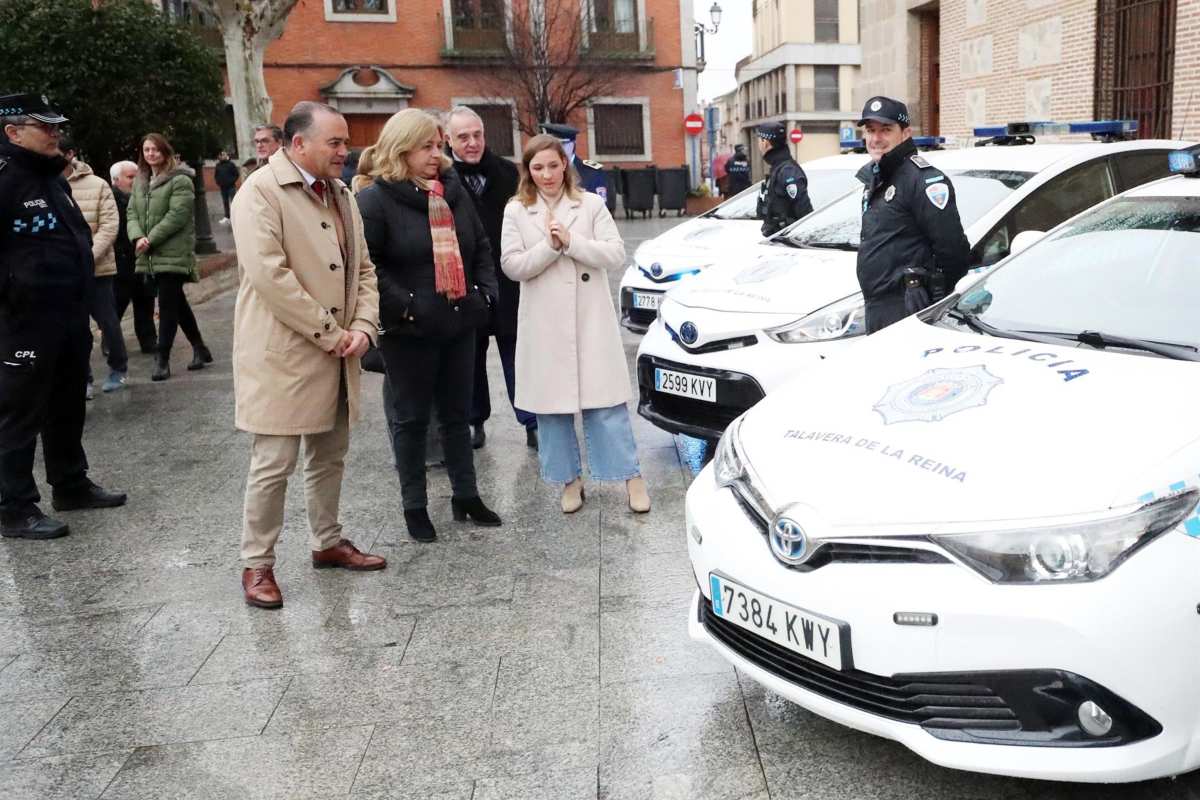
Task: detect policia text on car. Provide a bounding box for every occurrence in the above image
[0,93,126,541]
[854,96,970,334]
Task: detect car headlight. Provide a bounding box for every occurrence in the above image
[932,490,1200,584]
[765,293,865,343]
[713,417,746,488]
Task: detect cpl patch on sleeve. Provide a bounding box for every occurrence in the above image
[925,182,950,210]
[786,183,798,199]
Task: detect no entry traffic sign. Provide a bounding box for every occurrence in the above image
[685,113,704,136]
[789,128,804,144]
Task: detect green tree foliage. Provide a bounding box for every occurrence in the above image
[0,0,225,174]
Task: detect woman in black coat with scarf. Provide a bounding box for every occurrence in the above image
[357,109,501,542]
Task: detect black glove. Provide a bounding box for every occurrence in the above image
[903,268,932,315]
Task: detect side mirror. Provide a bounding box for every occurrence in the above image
[954,269,987,296]
[1010,229,1046,256]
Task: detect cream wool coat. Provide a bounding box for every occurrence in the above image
[500,191,628,414]
[230,149,380,435]
[66,160,118,277]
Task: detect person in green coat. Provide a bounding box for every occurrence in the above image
[127,132,212,381]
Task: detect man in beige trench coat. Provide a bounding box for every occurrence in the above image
[231,101,385,609]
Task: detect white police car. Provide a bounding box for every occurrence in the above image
[639,134,1188,441]
[685,149,1200,782]
[618,153,869,332]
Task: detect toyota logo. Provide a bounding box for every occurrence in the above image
[770,516,809,565]
[680,322,699,345]
[650,262,664,277]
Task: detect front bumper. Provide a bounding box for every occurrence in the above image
[685,466,1200,782]
[619,285,663,333]
[637,354,765,441]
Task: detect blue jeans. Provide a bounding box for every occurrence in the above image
[536,403,641,484]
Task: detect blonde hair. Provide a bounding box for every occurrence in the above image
[351,145,376,194]
[370,109,453,183]
[516,134,582,206]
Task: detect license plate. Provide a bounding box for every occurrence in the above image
[632,291,662,310]
[709,573,848,671]
[654,368,716,402]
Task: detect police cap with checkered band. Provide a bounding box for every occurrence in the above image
[857,96,909,128]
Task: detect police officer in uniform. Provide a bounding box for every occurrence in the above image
[539,123,608,202]
[725,143,751,195]
[755,122,811,237]
[0,93,126,540]
[855,96,970,334]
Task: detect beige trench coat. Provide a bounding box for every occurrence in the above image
[230,149,379,435]
[66,160,119,277]
[500,191,628,414]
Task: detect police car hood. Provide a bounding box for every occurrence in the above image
[634,218,763,277]
[737,321,1200,530]
[667,244,858,316]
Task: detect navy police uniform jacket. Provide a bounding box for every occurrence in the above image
[757,145,812,237]
[725,153,751,195]
[855,137,970,332]
[0,140,93,321]
[573,156,607,201]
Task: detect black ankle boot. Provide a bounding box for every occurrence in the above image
[188,343,213,371]
[151,354,171,382]
[404,508,437,542]
[451,496,501,527]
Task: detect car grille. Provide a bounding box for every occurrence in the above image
[636,356,766,440]
[625,306,658,327]
[700,598,1019,732]
[732,490,952,570]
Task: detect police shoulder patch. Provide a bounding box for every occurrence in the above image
[910,154,931,169]
[581,159,603,169]
[786,183,798,199]
[925,182,950,210]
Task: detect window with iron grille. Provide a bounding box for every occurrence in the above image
[814,66,839,111]
[333,0,389,12]
[468,104,515,157]
[1095,0,1176,138]
[814,0,838,43]
[593,104,645,155]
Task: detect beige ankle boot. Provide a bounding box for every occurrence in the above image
[561,478,585,514]
[626,476,651,513]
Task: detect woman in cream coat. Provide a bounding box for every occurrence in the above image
[500,134,650,514]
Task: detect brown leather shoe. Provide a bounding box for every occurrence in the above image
[312,538,387,571]
[242,566,283,609]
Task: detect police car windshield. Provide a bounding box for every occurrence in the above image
[708,170,859,220]
[945,195,1200,355]
[781,171,1025,250]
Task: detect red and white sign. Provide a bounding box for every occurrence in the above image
[789,128,804,144]
[684,113,704,136]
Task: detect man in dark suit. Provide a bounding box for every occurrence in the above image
[446,106,536,450]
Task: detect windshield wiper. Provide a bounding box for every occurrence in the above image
[795,240,858,251]
[1016,329,1200,362]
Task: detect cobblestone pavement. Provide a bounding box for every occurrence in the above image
[2,216,1199,799]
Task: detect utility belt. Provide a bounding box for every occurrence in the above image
[900,265,948,316]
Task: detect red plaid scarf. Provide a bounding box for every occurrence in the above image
[426,180,466,301]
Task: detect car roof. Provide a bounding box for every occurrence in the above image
[1124,172,1200,198]
[921,138,1190,175]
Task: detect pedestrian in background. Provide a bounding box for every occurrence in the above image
[713,146,731,197]
[214,149,239,224]
[500,134,650,515]
[725,144,752,196]
[445,106,536,451]
[231,101,385,609]
[854,96,970,333]
[0,93,127,541]
[61,138,127,396]
[357,108,502,543]
[756,122,811,236]
[127,132,213,381]
[109,160,158,354]
[350,145,375,194]
[253,124,283,168]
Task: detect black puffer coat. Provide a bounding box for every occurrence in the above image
[451,149,520,336]
[357,172,499,340]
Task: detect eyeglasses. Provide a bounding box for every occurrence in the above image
[9,120,62,134]
[252,138,273,145]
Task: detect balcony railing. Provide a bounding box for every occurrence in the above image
[583,17,654,59]
[440,12,508,57]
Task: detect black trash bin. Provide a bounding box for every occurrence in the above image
[622,166,656,220]
[603,168,620,214]
[656,166,689,217]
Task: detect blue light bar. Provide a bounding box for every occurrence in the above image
[972,125,1006,137]
[1069,120,1138,136]
[1168,150,1198,175]
[973,120,1139,138]
[840,138,864,150]
[912,136,946,148]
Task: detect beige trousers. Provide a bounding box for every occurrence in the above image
[241,400,350,567]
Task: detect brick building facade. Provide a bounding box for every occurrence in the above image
[250,0,693,169]
[861,0,1193,144]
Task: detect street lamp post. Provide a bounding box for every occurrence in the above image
[694,2,722,70]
